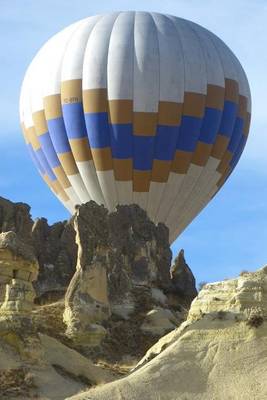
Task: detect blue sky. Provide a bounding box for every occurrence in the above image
[1,0,267,286]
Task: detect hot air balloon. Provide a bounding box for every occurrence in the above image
[19,11,251,243]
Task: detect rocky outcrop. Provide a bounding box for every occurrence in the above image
[68,266,267,400]
[64,202,196,348]
[0,197,77,302]
[170,249,198,300]
[0,227,114,400]
[1,279,36,315]
[64,203,110,345]
[0,197,33,243]
[0,197,197,356]
[0,197,196,310]
[32,218,77,302]
[0,231,38,314]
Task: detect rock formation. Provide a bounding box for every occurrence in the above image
[0,197,33,242]
[64,203,110,345]
[67,266,267,400]
[0,196,199,399]
[0,196,77,302]
[0,209,115,399]
[4,195,266,400]
[169,248,198,301]
[0,196,196,308]
[0,231,38,314]
[32,217,77,302]
[63,202,196,347]
[0,196,197,368]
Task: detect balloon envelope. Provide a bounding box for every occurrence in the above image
[20,11,251,242]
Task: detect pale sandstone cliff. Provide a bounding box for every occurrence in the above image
[67,267,267,400]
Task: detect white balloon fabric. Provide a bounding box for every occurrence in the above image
[20,11,251,242]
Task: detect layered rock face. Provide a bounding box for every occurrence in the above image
[0,231,38,315]
[69,266,267,400]
[188,269,267,322]
[64,202,197,346]
[0,197,77,302]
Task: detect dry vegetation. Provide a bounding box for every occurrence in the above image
[0,368,37,399]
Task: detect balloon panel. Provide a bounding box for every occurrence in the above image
[19,12,251,242]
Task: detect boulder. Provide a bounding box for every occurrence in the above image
[140,307,180,336]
